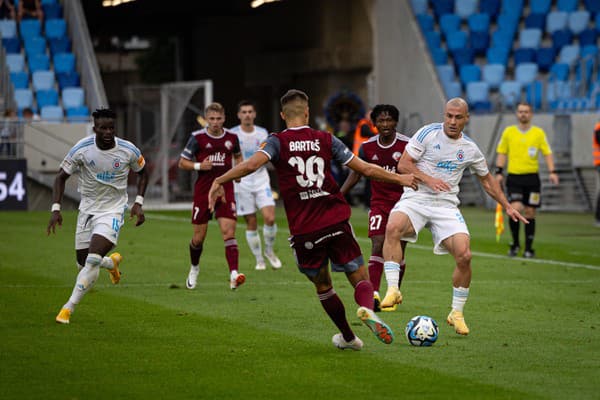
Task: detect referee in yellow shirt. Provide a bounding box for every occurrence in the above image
[494,102,559,258]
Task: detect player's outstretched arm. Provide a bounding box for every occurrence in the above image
[47,169,70,235]
[130,167,148,227]
[346,156,419,190]
[477,173,528,223]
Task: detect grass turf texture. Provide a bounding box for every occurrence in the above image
[0,207,598,399]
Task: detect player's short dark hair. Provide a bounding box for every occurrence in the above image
[237,99,256,111]
[92,108,116,120]
[371,104,399,122]
[280,89,308,107]
[516,102,532,110]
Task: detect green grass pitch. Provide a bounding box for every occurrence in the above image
[0,207,598,399]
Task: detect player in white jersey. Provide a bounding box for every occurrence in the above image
[230,100,281,270]
[47,108,148,324]
[381,98,527,335]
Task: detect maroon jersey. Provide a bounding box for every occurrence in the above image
[359,132,409,209]
[260,126,354,236]
[181,128,241,196]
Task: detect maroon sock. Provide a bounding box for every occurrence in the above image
[224,238,239,272]
[368,255,384,292]
[354,280,374,309]
[189,241,203,266]
[318,288,354,342]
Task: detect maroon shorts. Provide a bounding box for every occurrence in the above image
[192,186,237,224]
[368,203,394,237]
[289,220,364,274]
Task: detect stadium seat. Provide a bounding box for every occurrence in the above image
[515,63,539,85]
[451,48,474,68]
[446,30,468,52]
[525,13,545,30]
[551,29,573,54]
[14,89,33,110]
[0,19,17,38]
[535,47,556,72]
[479,0,500,19]
[410,0,428,14]
[442,80,462,99]
[514,48,536,65]
[430,47,448,65]
[578,28,598,47]
[41,0,58,4]
[468,13,490,32]
[431,0,455,19]
[66,105,90,122]
[501,1,523,19]
[519,28,542,49]
[19,19,41,39]
[496,14,519,35]
[40,105,64,122]
[56,71,80,90]
[28,53,50,72]
[491,28,514,52]
[24,36,47,58]
[454,0,478,20]
[529,0,551,15]
[466,81,492,112]
[584,0,600,15]
[486,47,509,65]
[6,53,25,73]
[525,81,543,110]
[44,18,66,39]
[424,31,441,49]
[482,64,505,89]
[10,72,29,89]
[469,31,489,55]
[499,81,523,108]
[546,11,568,34]
[558,44,580,67]
[436,64,456,85]
[567,11,590,35]
[440,14,461,36]
[42,2,63,19]
[49,36,71,55]
[416,14,434,32]
[2,37,21,53]
[556,0,577,12]
[32,70,55,91]
[36,89,59,108]
[459,64,481,86]
[53,52,75,74]
[549,63,570,81]
[62,87,84,108]
[547,80,572,103]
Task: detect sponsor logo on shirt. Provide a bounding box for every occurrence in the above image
[435,161,458,172]
[97,171,116,182]
[208,152,227,166]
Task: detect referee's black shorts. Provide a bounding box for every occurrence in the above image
[506,173,541,207]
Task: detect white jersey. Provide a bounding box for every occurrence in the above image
[230,124,271,192]
[402,122,489,206]
[60,136,145,214]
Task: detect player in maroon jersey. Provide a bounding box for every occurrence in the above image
[208,90,419,350]
[178,102,245,291]
[340,104,409,312]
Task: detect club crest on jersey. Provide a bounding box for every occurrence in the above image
[392,151,402,161]
[304,241,314,250]
[456,149,465,161]
[113,158,121,169]
[224,140,233,150]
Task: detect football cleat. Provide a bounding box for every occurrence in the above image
[508,244,520,257]
[108,252,122,284]
[380,286,403,310]
[55,308,71,324]
[373,292,381,312]
[255,261,267,271]
[264,251,282,269]
[332,333,363,351]
[523,249,535,259]
[357,306,394,344]
[186,266,199,289]
[230,272,246,290]
[447,309,470,335]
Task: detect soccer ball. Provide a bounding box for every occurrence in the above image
[405,315,439,346]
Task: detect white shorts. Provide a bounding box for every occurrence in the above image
[235,187,275,216]
[75,211,125,250]
[390,198,469,255]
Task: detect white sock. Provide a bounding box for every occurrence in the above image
[384,261,400,288]
[451,286,469,312]
[190,264,199,271]
[100,256,114,270]
[64,253,101,311]
[230,269,239,280]
[245,230,264,262]
[263,224,277,254]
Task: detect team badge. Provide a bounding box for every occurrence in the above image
[304,241,314,250]
[225,140,233,150]
[113,158,121,169]
[456,149,464,161]
[392,151,402,161]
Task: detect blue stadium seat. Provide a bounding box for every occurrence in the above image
[424,31,441,49]
[469,31,490,55]
[497,13,519,34]
[547,81,572,104]
[440,14,461,36]
[549,63,570,81]
[28,53,50,72]
[525,13,545,30]
[578,28,598,47]
[558,44,580,67]
[515,63,539,85]
[584,0,600,15]
[10,72,29,89]
[514,48,536,65]
[14,89,33,110]
[2,37,21,53]
[442,80,462,99]
[525,81,543,110]
[479,0,500,19]
[499,81,522,108]
[19,19,41,39]
[491,28,514,52]
[459,64,481,86]
[66,106,90,122]
[546,11,568,34]
[42,2,63,19]
[451,48,474,68]
[62,87,84,108]
[446,30,468,52]
[410,0,428,14]
[44,18,66,39]
[468,13,490,32]
[568,11,590,35]
[56,71,80,90]
[482,64,505,89]
[41,0,58,4]
[466,81,492,112]
[535,47,556,72]
[557,0,577,12]
[551,29,573,54]
[454,0,478,20]
[24,36,47,58]
[6,54,24,72]
[436,64,456,85]
[53,52,75,74]
[0,19,17,38]
[416,14,434,31]
[500,0,523,18]
[40,105,64,122]
[36,89,59,108]
[529,0,551,15]
[430,47,448,65]
[431,0,455,19]
[49,36,71,55]
[519,28,542,49]
[486,46,509,65]
[32,70,55,91]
